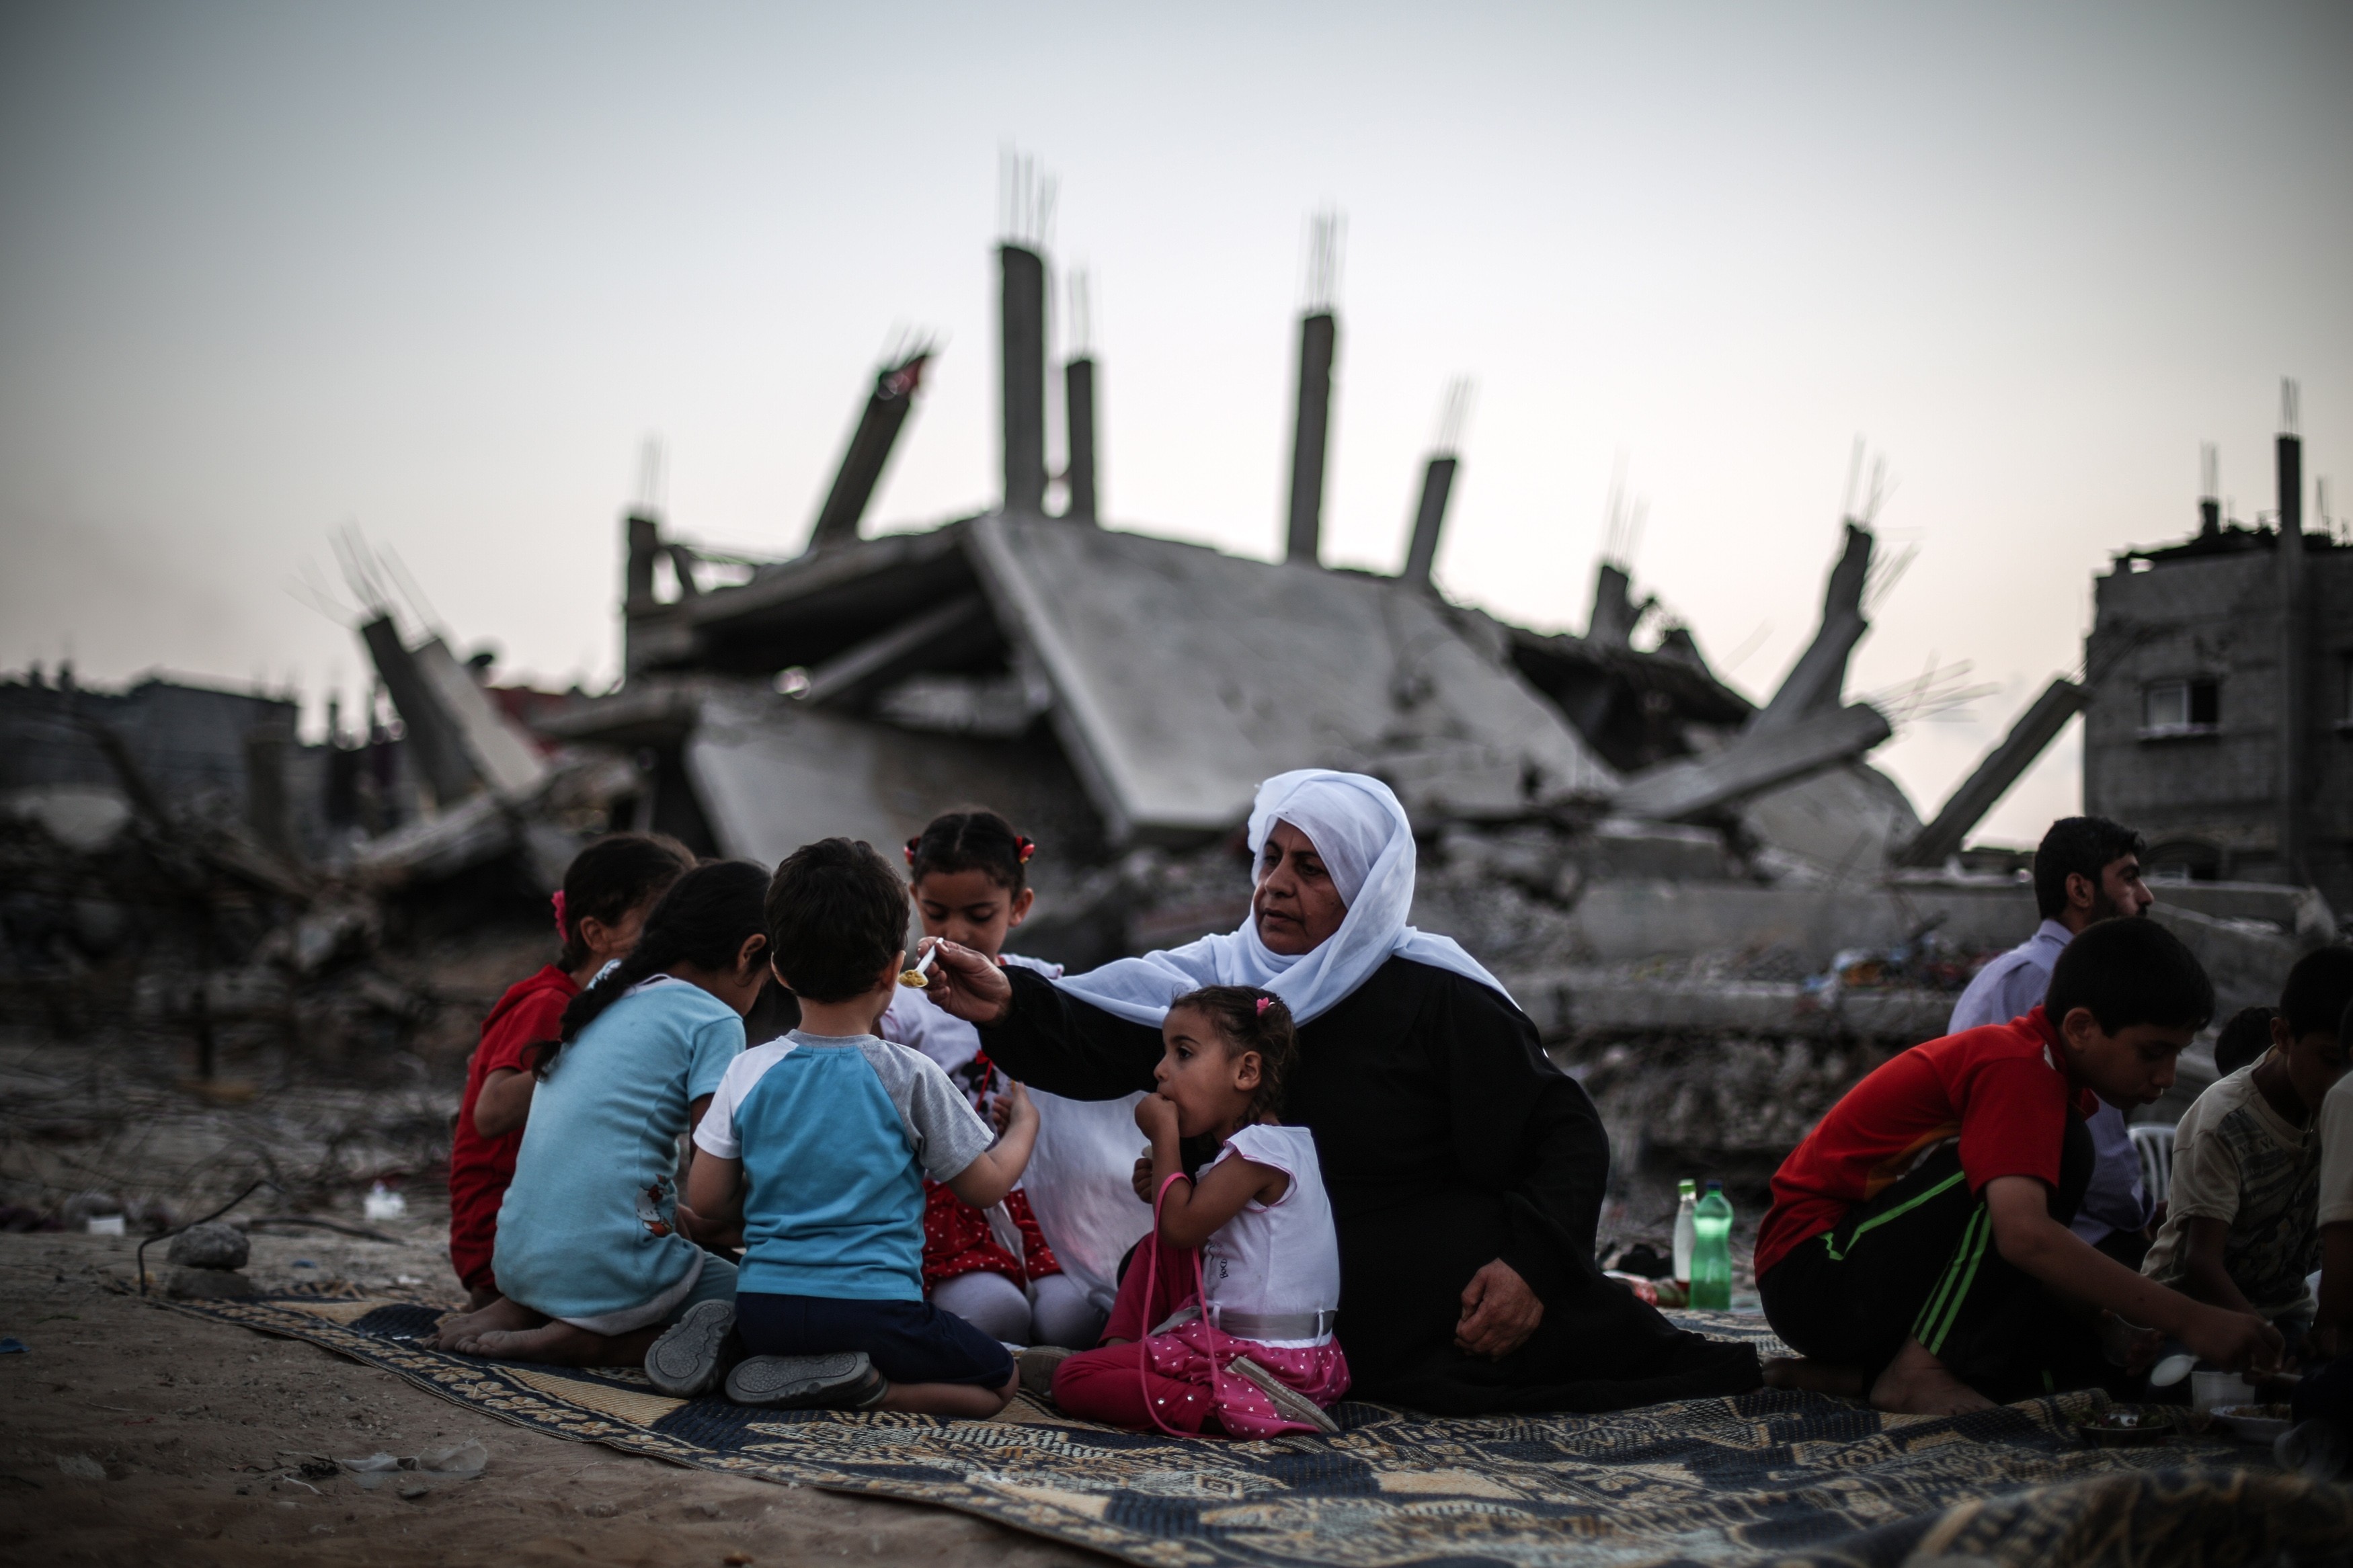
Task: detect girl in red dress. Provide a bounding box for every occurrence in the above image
[446,833,692,1308]
[880,811,1104,1348]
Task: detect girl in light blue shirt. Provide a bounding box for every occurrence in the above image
[430,861,769,1368]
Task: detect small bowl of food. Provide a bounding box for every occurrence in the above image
[2210,1404,2295,1445]
[2074,1409,2171,1446]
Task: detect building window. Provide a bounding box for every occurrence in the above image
[2141,678,2219,738]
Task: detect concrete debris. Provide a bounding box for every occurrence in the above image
[165,1221,251,1270]
[5,237,2342,1264]
[167,1264,260,1300]
[1611,704,1892,822]
[1898,678,2089,868]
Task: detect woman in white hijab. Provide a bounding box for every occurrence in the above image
[924,770,1759,1415]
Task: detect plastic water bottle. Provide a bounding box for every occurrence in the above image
[1671,1180,1698,1288]
[1689,1180,1734,1309]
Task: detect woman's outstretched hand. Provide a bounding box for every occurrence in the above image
[920,938,1014,1026]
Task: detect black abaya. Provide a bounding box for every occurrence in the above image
[980,958,1761,1414]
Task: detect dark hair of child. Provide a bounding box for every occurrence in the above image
[2212,1007,2278,1077]
[2043,916,2215,1036]
[534,860,770,1077]
[1168,985,1298,1124]
[2030,816,2147,920]
[555,833,695,971]
[766,837,910,1003]
[2277,945,2353,1040]
[904,809,1035,893]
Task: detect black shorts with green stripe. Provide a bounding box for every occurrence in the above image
[1758,1116,2111,1402]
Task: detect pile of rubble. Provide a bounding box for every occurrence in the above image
[6,223,2341,1249]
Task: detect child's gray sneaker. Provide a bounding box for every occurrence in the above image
[725,1351,887,1411]
[1015,1345,1076,1401]
[645,1300,739,1398]
[1225,1354,1341,1434]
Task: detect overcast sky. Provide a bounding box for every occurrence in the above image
[3,1,2347,845]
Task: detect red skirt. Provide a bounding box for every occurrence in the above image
[921,1180,1061,1288]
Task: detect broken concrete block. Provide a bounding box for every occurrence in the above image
[1611,704,1890,822]
[167,1266,259,1300]
[166,1221,249,1271]
[1580,819,1731,881]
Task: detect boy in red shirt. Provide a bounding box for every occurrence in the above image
[1758,917,2282,1413]
[447,834,691,1308]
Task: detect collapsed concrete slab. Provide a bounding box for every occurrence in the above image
[1610,704,1890,822]
[967,512,1620,840]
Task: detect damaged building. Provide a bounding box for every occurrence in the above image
[6,208,2341,1240]
[553,231,1956,971]
[2085,382,2353,913]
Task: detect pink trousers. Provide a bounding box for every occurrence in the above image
[1049,1229,1348,1438]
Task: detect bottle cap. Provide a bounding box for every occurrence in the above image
[1678,1179,1696,1197]
[1706,1179,1723,1190]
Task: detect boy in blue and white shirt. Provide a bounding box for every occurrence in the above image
[649,837,1038,1415]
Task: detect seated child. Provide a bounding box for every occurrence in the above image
[2212,1005,2280,1078]
[1050,987,1350,1438]
[2319,992,2353,1358]
[881,809,1105,1350]
[2291,995,2353,1450]
[655,837,1038,1416]
[1757,917,2281,1413]
[2143,946,2353,1339]
[446,833,690,1309]
[430,861,770,1365]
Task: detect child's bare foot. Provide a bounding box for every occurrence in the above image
[448,1319,658,1368]
[1763,1357,1867,1398]
[426,1294,537,1350]
[456,1323,587,1360]
[1868,1337,1995,1415]
[463,1286,501,1313]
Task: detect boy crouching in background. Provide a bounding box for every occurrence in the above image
[1756,919,2281,1413]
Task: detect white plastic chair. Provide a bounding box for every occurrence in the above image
[2129,1122,2175,1208]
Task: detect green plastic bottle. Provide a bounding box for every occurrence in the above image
[1688,1180,1734,1309]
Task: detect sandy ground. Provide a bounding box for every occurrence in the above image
[0,1227,1109,1567]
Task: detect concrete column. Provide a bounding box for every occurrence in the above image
[1064,356,1098,524]
[2277,423,2306,880]
[1402,455,1458,591]
[809,353,929,550]
[1000,244,1048,514]
[625,511,661,606]
[1285,311,1337,564]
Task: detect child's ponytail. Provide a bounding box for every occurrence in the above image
[535,860,769,1078]
[1168,985,1298,1124]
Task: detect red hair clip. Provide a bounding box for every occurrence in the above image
[1254,995,1273,1016]
[904,837,921,866]
[1016,835,1037,864]
[551,891,568,942]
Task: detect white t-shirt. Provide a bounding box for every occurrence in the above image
[2318,1071,2353,1230]
[1200,1124,1342,1347]
[2141,1063,2319,1319]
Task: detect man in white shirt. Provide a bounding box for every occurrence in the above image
[1948,816,2157,1267]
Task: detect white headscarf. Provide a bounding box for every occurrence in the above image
[1053,769,1513,1026]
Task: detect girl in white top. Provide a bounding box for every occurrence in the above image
[1047,985,1349,1437]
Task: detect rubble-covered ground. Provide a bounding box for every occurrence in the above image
[0,1224,1102,1567]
